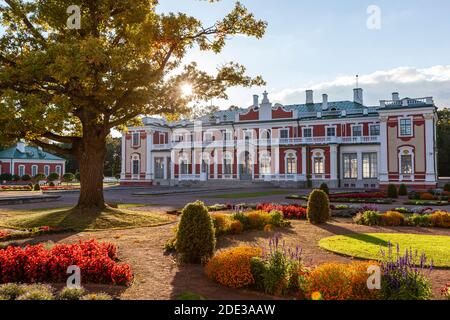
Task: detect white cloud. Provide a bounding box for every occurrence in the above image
[270,65,450,108]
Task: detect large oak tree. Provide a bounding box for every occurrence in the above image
[0,0,266,209]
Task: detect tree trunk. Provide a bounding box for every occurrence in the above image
[76,129,107,210]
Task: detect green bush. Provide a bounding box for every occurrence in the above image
[444,183,450,192]
[319,183,329,195]
[0,283,27,300]
[75,172,81,181]
[58,287,86,300]
[49,181,55,187]
[16,284,54,300]
[232,211,250,229]
[12,174,20,181]
[307,189,330,224]
[34,183,41,191]
[387,184,398,198]
[47,172,60,181]
[80,293,112,300]
[62,173,75,183]
[0,173,13,181]
[405,214,432,227]
[269,210,283,227]
[34,173,46,181]
[354,210,381,226]
[398,184,408,196]
[250,257,266,292]
[21,174,31,181]
[176,201,216,263]
[381,270,432,300]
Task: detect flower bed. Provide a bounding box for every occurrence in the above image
[256,203,307,220]
[329,192,387,199]
[354,210,450,228]
[40,186,79,191]
[0,185,33,192]
[286,193,392,204]
[0,240,132,285]
[404,200,449,206]
[0,226,72,242]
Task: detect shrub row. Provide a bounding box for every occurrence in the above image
[0,240,132,285]
[0,283,112,300]
[354,210,450,228]
[0,226,71,242]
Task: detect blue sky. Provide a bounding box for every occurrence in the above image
[158,0,450,108]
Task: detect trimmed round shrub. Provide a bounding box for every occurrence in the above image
[49,181,55,187]
[58,287,86,300]
[47,172,60,181]
[21,174,31,181]
[354,210,381,226]
[0,283,28,300]
[229,220,244,234]
[444,184,450,192]
[319,183,329,195]
[33,173,46,181]
[211,213,231,235]
[176,201,216,263]
[307,189,330,224]
[12,174,20,181]
[380,211,405,226]
[420,192,435,200]
[398,184,408,196]
[34,183,41,191]
[62,173,75,183]
[16,285,54,300]
[429,211,450,228]
[205,246,261,288]
[387,184,398,198]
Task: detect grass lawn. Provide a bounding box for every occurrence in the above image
[319,233,450,268]
[207,190,290,199]
[0,206,175,232]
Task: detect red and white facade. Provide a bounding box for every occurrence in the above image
[121,88,438,189]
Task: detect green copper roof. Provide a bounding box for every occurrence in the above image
[0,145,64,161]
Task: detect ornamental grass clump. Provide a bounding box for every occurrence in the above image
[379,242,433,300]
[176,201,216,263]
[307,189,330,224]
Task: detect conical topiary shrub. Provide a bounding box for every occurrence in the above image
[307,189,331,224]
[319,183,329,195]
[398,184,407,196]
[387,184,398,198]
[176,201,216,263]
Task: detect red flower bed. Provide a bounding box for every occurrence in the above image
[0,240,132,286]
[257,203,307,220]
[329,192,386,199]
[0,185,32,191]
[40,186,79,191]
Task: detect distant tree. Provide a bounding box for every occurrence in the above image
[437,109,450,177]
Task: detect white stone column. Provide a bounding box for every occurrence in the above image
[170,150,175,180]
[274,146,280,175]
[163,156,168,180]
[301,146,307,176]
[120,134,126,179]
[378,116,389,183]
[357,152,363,181]
[330,145,338,181]
[424,114,436,182]
[145,130,153,180]
[214,149,218,179]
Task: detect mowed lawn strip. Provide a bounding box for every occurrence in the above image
[0,206,175,232]
[207,190,290,199]
[319,233,450,268]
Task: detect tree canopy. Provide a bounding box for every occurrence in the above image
[0,0,267,208]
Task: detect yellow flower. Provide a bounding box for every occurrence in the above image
[311,291,323,300]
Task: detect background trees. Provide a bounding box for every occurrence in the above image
[437,108,450,177]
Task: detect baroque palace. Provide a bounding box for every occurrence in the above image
[120,87,438,189]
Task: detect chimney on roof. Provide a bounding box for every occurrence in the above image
[353,88,363,105]
[262,91,269,104]
[306,90,314,104]
[16,140,26,153]
[253,94,259,108]
[392,92,400,101]
[322,94,329,111]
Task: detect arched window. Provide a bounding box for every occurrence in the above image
[399,147,414,176]
[260,152,271,175]
[223,152,233,175]
[312,149,325,175]
[285,151,297,174]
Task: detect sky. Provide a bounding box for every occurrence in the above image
[157,0,450,108]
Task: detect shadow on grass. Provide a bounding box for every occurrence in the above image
[316,223,390,247]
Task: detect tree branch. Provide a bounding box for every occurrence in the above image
[31,139,74,155]
[42,132,80,144]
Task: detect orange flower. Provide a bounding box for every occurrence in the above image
[311,291,323,300]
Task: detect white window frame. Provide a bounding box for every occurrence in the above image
[326,125,337,137]
[343,153,358,179]
[159,132,166,144]
[259,152,271,176]
[311,149,325,176]
[131,154,140,178]
[279,128,289,139]
[285,151,297,175]
[55,165,61,177]
[369,124,380,136]
[398,117,413,137]
[31,165,38,177]
[302,127,313,138]
[223,153,233,176]
[44,165,50,177]
[18,165,25,177]
[362,152,378,179]
[351,124,363,137]
[398,147,414,180]
[132,132,140,147]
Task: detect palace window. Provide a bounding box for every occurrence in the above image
[313,157,324,174]
[132,132,140,147]
[369,124,380,136]
[223,130,232,141]
[362,153,378,179]
[223,156,232,175]
[132,159,140,175]
[154,157,164,179]
[44,165,50,177]
[401,154,413,174]
[399,118,412,136]
[260,153,271,175]
[180,160,188,175]
[18,165,25,177]
[31,165,38,177]
[280,129,289,139]
[343,153,358,179]
[326,127,336,137]
[352,125,362,137]
[56,165,61,177]
[286,153,297,174]
[302,128,313,138]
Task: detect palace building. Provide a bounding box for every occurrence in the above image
[120,88,438,189]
